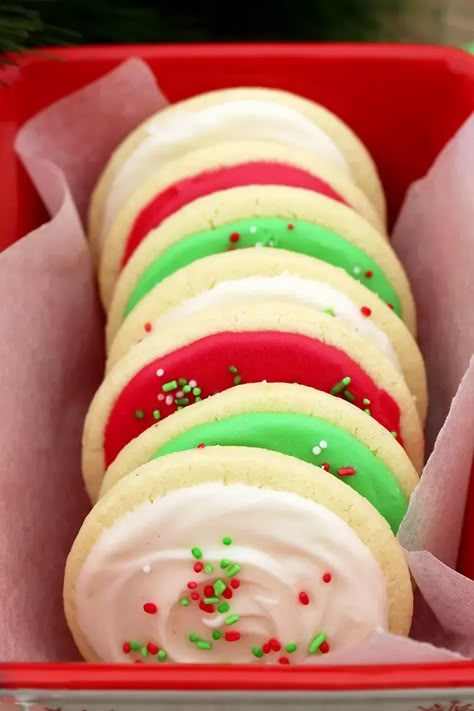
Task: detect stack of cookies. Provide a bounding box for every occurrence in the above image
[64,87,426,665]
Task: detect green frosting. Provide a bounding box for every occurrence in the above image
[125,218,402,317]
[150,411,407,533]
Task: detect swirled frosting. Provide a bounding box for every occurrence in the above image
[101,100,351,240]
[75,483,388,664]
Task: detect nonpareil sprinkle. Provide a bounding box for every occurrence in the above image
[134,410,145,420]
[218,602,230,613]
[286,642,297,653]
[157,649,167,661]
[204,564,214,574]
[222,536,232,546]
[252,647,264,658]
[229,365,238,374]
[233,375,242,385]
[220,558,231,569]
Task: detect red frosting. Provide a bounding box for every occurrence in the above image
[103,331,402,467]
[122,161,348,266]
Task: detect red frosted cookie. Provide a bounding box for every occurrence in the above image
[82,300,424,502]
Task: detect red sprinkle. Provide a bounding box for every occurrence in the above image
[287,223,295,230]
[337,467,356,477]
[204,585,215,598]
[135,660,144,664]
[228,247,236,251]
[298,591,310,605]
[321,462,330,471]
[194,562,204,573]
[147,642,158,655]
[143,602,158,615]
[123,642,131,654]
[197,443,206,449]
[225,631,241,642]
[230,578,240,590]
[263,643,271,654]
[144,322,152,332]
[279,656,290,665]
[190,592,200,601]
[323,573,332,583]
[222,587,233,599]
[187,581,198,590]
[365,270,373,278]
[229,231,240,243]
[320,641,330,654]
[388,303,394,310]
[360,306,372,317]
[199,600,215,614]
[269,638,281,652]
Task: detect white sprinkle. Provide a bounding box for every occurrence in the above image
[142,565,151,574]
[250,226,257,234]
[267,240,275,247]
[189,379,197,388]
[312,446,321,456]
[261,379,267,383]
[157,393,164,401]
[353,266,361,275]
[255,242,264,248]
[319,440,328,449]
[166,395,174,406]
[176,391,184,398]
[156,368,164,377]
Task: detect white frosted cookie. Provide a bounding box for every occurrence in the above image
[106,249,427,423]
[82,300,424,502]
[88,86,387,256]
[65,446,413,664]
[99,381,419,536]
[97,139,386,298]
[104,185,415,334]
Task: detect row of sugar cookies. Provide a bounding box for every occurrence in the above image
[65,87,420,664]
[87,87,390,308]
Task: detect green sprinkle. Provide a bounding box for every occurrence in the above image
[183,384,192,393]
[286,642,297,653]
[177,405,183,410]
[252,647,264,658]
[308,633,327,654]
[178,378,187,386]
[364,408,372,416]
[204,564,214,574]
[162,380,178,392]
[157,649,167,661]
[218,602,230,613]
[191,547,203,560]
[192,387,202,396]
[225,613,240,626]
[129,641,140,652]
[330,376,351,396]
[324,308,335,316]
[391,431,398,438]
[222,536,232,546]
[153,409,161,420]
[343,390,355,403]
[189,633,199,643]
[220,558,231,569]
[229,365,238,374]
[226,563,241,577]
[212,630,222,640]
[175,397,190,405]
[180,597,190,607]
[233,375,242,385]
[195,397,202,402]
[134,410,145,420]
[363,398,371,405]
[197,641,212,651]
[141,646,149,658]
[204,597,220,604]
[214,579,227,596]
